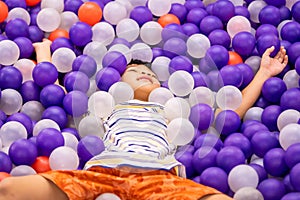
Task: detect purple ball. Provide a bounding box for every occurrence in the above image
[290,163,300,192]
[287,42,300,65]
[36,128,64,157]
[186,8,208,26]
[5,0,26,9]
[242,122,269,139]
[207,70,222,92]
[0,152,12,173]
[200,167,229,193]
[129,6,153,26]
[259,5,281,26]
[102,51,127,75]
[0,66,23,90]
[224,133,252,159]
[6,113,33,137]
[284,143,300,169]
[236,63,254,89]
[77,135,105,162]
[32,62,58,87]
[215,110,241,136]
[169,3,188,24]
[69,22,92,47]
[205,45,229,69]
[184,0,205,11]
[5,18,29,40]
[261,105,282,131]
[110,37,130,47]
[14,37,34,59]
[189,103,214,131]
[40,84,65,108]
[152,47,164,60]
[193,133,223,151]
[234,6,250,19]
[282,192,300,200]
[291,1,300,23]
[279,6,292,21]
[216,146,245,173]
[199,15,223,35]
[161,23,185,42]
[0,110,7,122]
[255,24,279,39]
[95,67,121,91]
[72,55,97,78]
[191,71,208,87]
[63,71,90,93]
[256,34,280,57]
[208,29,231,49]
[62,127,80,141]
[163,37,187,57]
[64,0,83,13]
[264,148,289,177]
[258,178,286,200]
[28,25,44,43]
[42,106,68,129]
[218,65,243,88]
[182,23,200,36]
[251,130,280,158]
[51,38,74,52]
[264,0,286,7]
[232,31,256,57]
[254,95,272,108]
[296,57,300,76]
[198,57,217,74]
[212,0,235,23]
[192,146,218,174]
[280,88,300,111]
[169,55,193,73]
[177,144,196,154]
[175,151,196,178]
[249,163,268,183]
[9,139,38,166]
[281,21,300,44]
[63,90,88,117]
[240,120,261,132]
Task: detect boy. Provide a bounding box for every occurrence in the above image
[0,39,288,200]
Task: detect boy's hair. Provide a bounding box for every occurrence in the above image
[127,59,152,68]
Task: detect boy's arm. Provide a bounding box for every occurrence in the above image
[32,38,52,63]
[234,46,288,118]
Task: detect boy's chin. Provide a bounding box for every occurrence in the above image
[134,84,160,101]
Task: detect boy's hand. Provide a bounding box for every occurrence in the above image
[259,46,288,78]
[33,38,52,51]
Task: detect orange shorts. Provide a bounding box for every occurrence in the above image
[40,166,220,200]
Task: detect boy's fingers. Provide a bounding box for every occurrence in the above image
[263,46,274,57]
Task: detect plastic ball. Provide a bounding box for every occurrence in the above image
[91,22,115,46]
[130,42,153,63]
[219,65,243,88]
[0,66,23,90]
[279,123,300,150]
[245,56,261,74]
[40,0,64,12]
[148,87,173,105]
[258,178,286,200]
[283,70,300,89]
[243,122,269,140]
[32,118,60,137]
[28,25,44,43]
[282,192,300,200]
[216,146,245,173]
[62,132,79,151]
[256,34,280,57]
[5,18,29,40]
[216,85,242,110]
[261,105,282,131]
[49,146,79,170]
[6,112,33,137]
[140,21,162,46]
[0,1,8,23]
[52,47,76,73]
[255,24,279,39]
[163,37,187,58]
[36,128,64,156]
[169,56,193,73]
[13,59,35,83]
[42,106,68,129]
[36,8,61,32]
[20,101,44,122]
[200,167,229,193]
[189,103,214,131]
[148,0,171,16]
[175,151,195,178]
[188,86,214,107]
[259,5,281,26]
[63,90,88,117]
[25,0,41,7]
[277,109,300,131]
[14,37,34,59]
[64,71,90,93]
[0,121,27,147]
[168,70,194,97]
[232,31,256,57]
[20,80,40,103]
[192,146,218,174]
[7,7,30,25]
[212,0,235,23]
[182,23,200,36]
[9,138,37,166]
[281,21,300,43]
[31,156,51,173]
[248,0,267,23]
[228,51,243,65]
[164,97,190,121]
[40,84,65,108]
[78,115,105,138]
[236,63,254,89]
[199,15,223,36]
[102,51,127,75]
[0,152,13,173]
[291,1,300,22]
[32,61,58,87]
[10,165,36,176]
[116,18,140,42]
[280,88,300,111]
[108,44,132,64]
[88,91,115,119]
[48,29,69,42]
[205,45,229,70]
[69,22,92,47]
[96,193,121,200]
[186,34,210,59]
[227,16,251,38]
[130,6,152,26]
[192,71,209,88]
[166,118,194,146]
[215,110,241,136]
[150,56,170,82]
[83,41,107,65]
[0,89,23,115]
[228,164,259,192]
[77,135,105,162]
[224,133,252,159]
[108,82,134,104]
[243,107,263,122]
[234,187,264,200]
[78,2,102,26]
[95,67,120,92]
[0,40,20,65]
[169,3,187,23]
[193,133,223,151]
[103,1,127,25]
[264,147,289,177]
[285,143,300,169]
[249,163,268,183]
[287,42,300,65]
[59,11,79,31]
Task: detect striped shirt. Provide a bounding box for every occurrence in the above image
[84,100,186,177]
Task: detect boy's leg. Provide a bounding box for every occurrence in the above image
[0,175,68,200]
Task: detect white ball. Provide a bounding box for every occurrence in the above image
[0,40,20,65]
[92,22,115,46]
[186,34,211,58]
[164,97,190,121]
[37,8,61,32]
[148,0,172,16]
[32,119,60,136]
[243,107,264,122]
[248,0,267,23]
[88,91,115,118]
[168,70,194,97]
[188,86,215,107]
[41,0,64,13]
[140,21,163,45]
[0,89,23,115]
[83,41,107,65]
[148,87,174,105]
[10,165,36,176]
[216,86,242,110]
[103,1,127,25]
[49,146,79,170]
[20,101,45,122]
[78,115,105,138]
[13,59,35,82]
[51,47,76,73]
[96,193,121,200]
[277,109,300,131]
[279,123,300,150]
[0,121,27,147]
[116,18,140,42]
[130,43,153,63]
[108,82,134,104]
[151,56,171,82]
[7,7,31,24]
[283,69,299,89]
[234,187,264,200]
[227,16,252,38]
[62,132,79,151]
[108,44,132,64]
[166,118,195,146]
[59,11,79,31]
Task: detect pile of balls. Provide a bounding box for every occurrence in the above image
[0,0,300,199]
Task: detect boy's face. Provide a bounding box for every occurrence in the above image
[121,64,160,101]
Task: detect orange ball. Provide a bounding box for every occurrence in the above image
[0,1,8,23]
[25,0,41,7]
[157,14,180,28]
[78,2,102,26]
[31,156,51,173]
[228,51,243,65]
[48,29,69,41]
[0,172,11,182]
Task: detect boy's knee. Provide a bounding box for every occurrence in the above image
[0,178,14,197]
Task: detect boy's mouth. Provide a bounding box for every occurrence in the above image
[137,76,153,83]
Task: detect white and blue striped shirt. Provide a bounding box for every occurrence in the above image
[84,100,186,177]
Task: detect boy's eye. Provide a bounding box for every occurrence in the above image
[128,69,137,73]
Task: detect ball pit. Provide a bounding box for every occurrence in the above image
[0,0,299,199]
